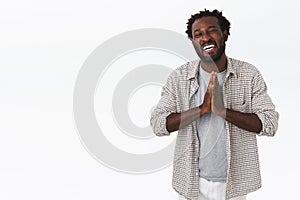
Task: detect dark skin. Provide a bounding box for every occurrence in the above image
[167,16,262,133]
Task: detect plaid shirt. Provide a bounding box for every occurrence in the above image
[150,57,279,200]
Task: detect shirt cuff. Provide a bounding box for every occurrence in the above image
[256,112,273,136]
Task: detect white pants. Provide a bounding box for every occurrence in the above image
[179,178,246,200]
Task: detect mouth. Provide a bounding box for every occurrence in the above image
[202,44,215,53]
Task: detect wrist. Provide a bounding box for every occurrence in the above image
[218,108,227,118]
[199,104,210,116]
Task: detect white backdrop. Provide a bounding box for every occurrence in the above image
[1,0,299,199]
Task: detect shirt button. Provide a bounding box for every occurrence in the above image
[196,172,199,176]
[266,127,271,134]
[194,157,199,162]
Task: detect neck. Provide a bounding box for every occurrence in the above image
[201,54,227,73]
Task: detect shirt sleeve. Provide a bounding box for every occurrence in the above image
[251,70,279,136]
[150,72,177,136]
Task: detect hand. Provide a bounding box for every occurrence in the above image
[199,73,214,116]
[210,72,226,118]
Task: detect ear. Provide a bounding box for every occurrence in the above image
[223,30,229,41]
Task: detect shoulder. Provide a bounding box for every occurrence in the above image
[229,57,261,77]
[168,59,199,80]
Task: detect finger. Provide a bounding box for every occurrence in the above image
[211,72,216,97]
[212,72,217,88]
[208,72,214,94]
[214,72,220,86]
[209,72,214,85]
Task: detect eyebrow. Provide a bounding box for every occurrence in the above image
[193,25,218,33]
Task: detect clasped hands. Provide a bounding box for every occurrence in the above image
[201,72,226,118]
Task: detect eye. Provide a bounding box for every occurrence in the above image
[208,29,217,33]
[194,33,202,38]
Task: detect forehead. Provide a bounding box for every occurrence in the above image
[192,16,220,31]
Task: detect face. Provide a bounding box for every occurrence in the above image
[191,16,228,63]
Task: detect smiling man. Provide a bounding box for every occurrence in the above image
[150,9,279,200]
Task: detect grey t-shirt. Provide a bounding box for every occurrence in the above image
[195,66,228,182]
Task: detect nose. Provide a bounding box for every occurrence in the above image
[200,32,213,44]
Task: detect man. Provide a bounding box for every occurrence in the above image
[150,9,279,200]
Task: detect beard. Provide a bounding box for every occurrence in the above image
[193,41,226,64]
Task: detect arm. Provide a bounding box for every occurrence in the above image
[210,71,279,135]
[150,83,176,136]
[250,70,279,136]
[151,71,212,135]
[224,109,262,133]
[166,99,210,132]
[150,70,179,136]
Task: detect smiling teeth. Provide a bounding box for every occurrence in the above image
[203,44,214,51]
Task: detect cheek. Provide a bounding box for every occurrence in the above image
[192,39,200,47]
[214,35,225,46]
[192,37,200,43]
[192,41,203,53]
